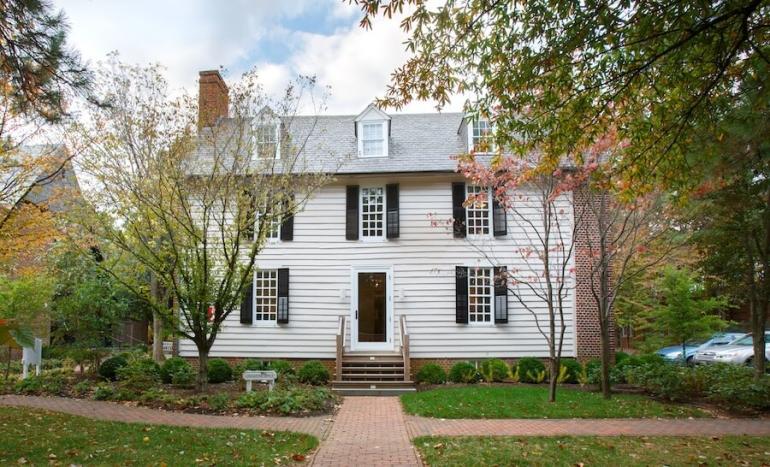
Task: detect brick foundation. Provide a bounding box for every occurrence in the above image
[183,356,335,374]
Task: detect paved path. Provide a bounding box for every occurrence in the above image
[0,395,331,438]
[406,416,770,437]
[311,396,421,467]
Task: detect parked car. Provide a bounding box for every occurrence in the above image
[692,332,770,366]
[657,332,746,363]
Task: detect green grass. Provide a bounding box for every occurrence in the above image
[0,407,317,466]
[414,436,770,466]
[401,385,707,419]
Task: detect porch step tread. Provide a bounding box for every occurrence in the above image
[342,357,403,363]
[341,374,406,379]
[332,388,416,396]
[332,380,415,386]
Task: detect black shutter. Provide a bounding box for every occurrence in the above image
[277,268,289,324]
[494,266,508,324]
[456,266,469,324]
[240,275,253,324]
[493,196,507,237]
[280,194,294,241]
[386,183,399,239]
[346,185,359,240]
[452,182,466,238]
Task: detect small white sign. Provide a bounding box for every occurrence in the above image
[21,338,43,378]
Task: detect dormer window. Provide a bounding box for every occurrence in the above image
[355,103,391,158]
[255,123,280,159]
[468,119,495,154]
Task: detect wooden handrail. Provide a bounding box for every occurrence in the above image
[399,315,410,382]
[336,315,346,381]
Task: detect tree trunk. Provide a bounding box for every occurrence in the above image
[196,346,209,392]
[600,321,612,399]
[751,299,768,378]
[4,346,11,381]
[150,275,164,363]
[548,357,559,402]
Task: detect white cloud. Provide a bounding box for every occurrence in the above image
[54,0,463,114]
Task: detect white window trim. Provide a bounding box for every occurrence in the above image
[467,119,495,155]
[253,211,281,243]
[252,269,279,327]
[465,185,493,238]
[357,121,389,158]
[359,185,387,242]
[467,266,495,326]
[255,123,281,160]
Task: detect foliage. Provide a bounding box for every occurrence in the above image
[72,380,91,397]
[626,360,770,411]
[98,354,128,381]
[507,364,520,383]
[353,0,767,193]
[414,435,770,467]
[0,406,318,465]
[584,359,602,385]
[0,275,54,339]
[207,393,230,411]
[297,360,330,386]
[557,360,582,384]
[206,358,233,384]
[235,386,337,415]
[268,360,296,377]
[448,362,480,384]
[116,357,161,391]
[479,359,509,383]
[159,357,192,384]
[640,267,728,357]
[400,386,705,419]
[232,359,269,381]
[517,358,546,384]
[92,384,114,400]
[73,58,332,391]
[416,363,447,385]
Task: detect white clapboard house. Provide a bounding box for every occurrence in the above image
[180,70,603,394]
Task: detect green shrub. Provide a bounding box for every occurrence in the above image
[448,362,480,384]
[116,357,161,391]
[72,380,92,396]
[160,357,192,384]
[93,384,114,400]
[268,360,295,376]
[14,376,43,395]
[235,386,336,415]
[232,359,267,381]
[113,388,138,401]
[480,359,509,383]
[585,359,602,384]
[207,358,233,384]
[612,353,666,384]
[615,351,631,365]
[208,393,230,411]
[416,364,447,385]
[171,364,196,388]
[558,359,583,384]
[139,387,166,403]
[298,360,330,385]
[98,354,128,381]
[517,358,547,383]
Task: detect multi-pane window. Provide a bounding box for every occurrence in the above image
[255,270,278,321]
[361,187,384,237]
[468,267,492,323]
[362,123,384,157]
[466,185,490,236]
[255,124,278,159]
[260,213,280,240]
[470,119,495,153]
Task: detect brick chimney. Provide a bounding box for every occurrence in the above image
[198,70,229,129]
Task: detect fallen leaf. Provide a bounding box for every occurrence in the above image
[291,454,306,462]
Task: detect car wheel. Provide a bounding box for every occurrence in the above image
[746,357,754,367]
[686,355,694,366]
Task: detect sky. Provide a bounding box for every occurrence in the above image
[53,0,463,115]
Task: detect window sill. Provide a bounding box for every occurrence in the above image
[252,321,279,328]
[358,154,388,158]
[360,236,387,243]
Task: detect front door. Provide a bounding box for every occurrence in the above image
[352,268,392,351]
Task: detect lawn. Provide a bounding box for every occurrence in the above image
[0,406,317,466]
[401,385,707,419]
[414,436,770,466]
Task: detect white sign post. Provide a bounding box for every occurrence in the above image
[242,370,277,392]
[21,338,43,379]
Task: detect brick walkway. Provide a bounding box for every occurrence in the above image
[406,416,770,438]
[0,395,331,438]
[311,396,421,467]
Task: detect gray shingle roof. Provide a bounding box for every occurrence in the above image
[190,112,476,175]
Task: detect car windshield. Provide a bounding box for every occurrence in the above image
[732,335,754,346]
